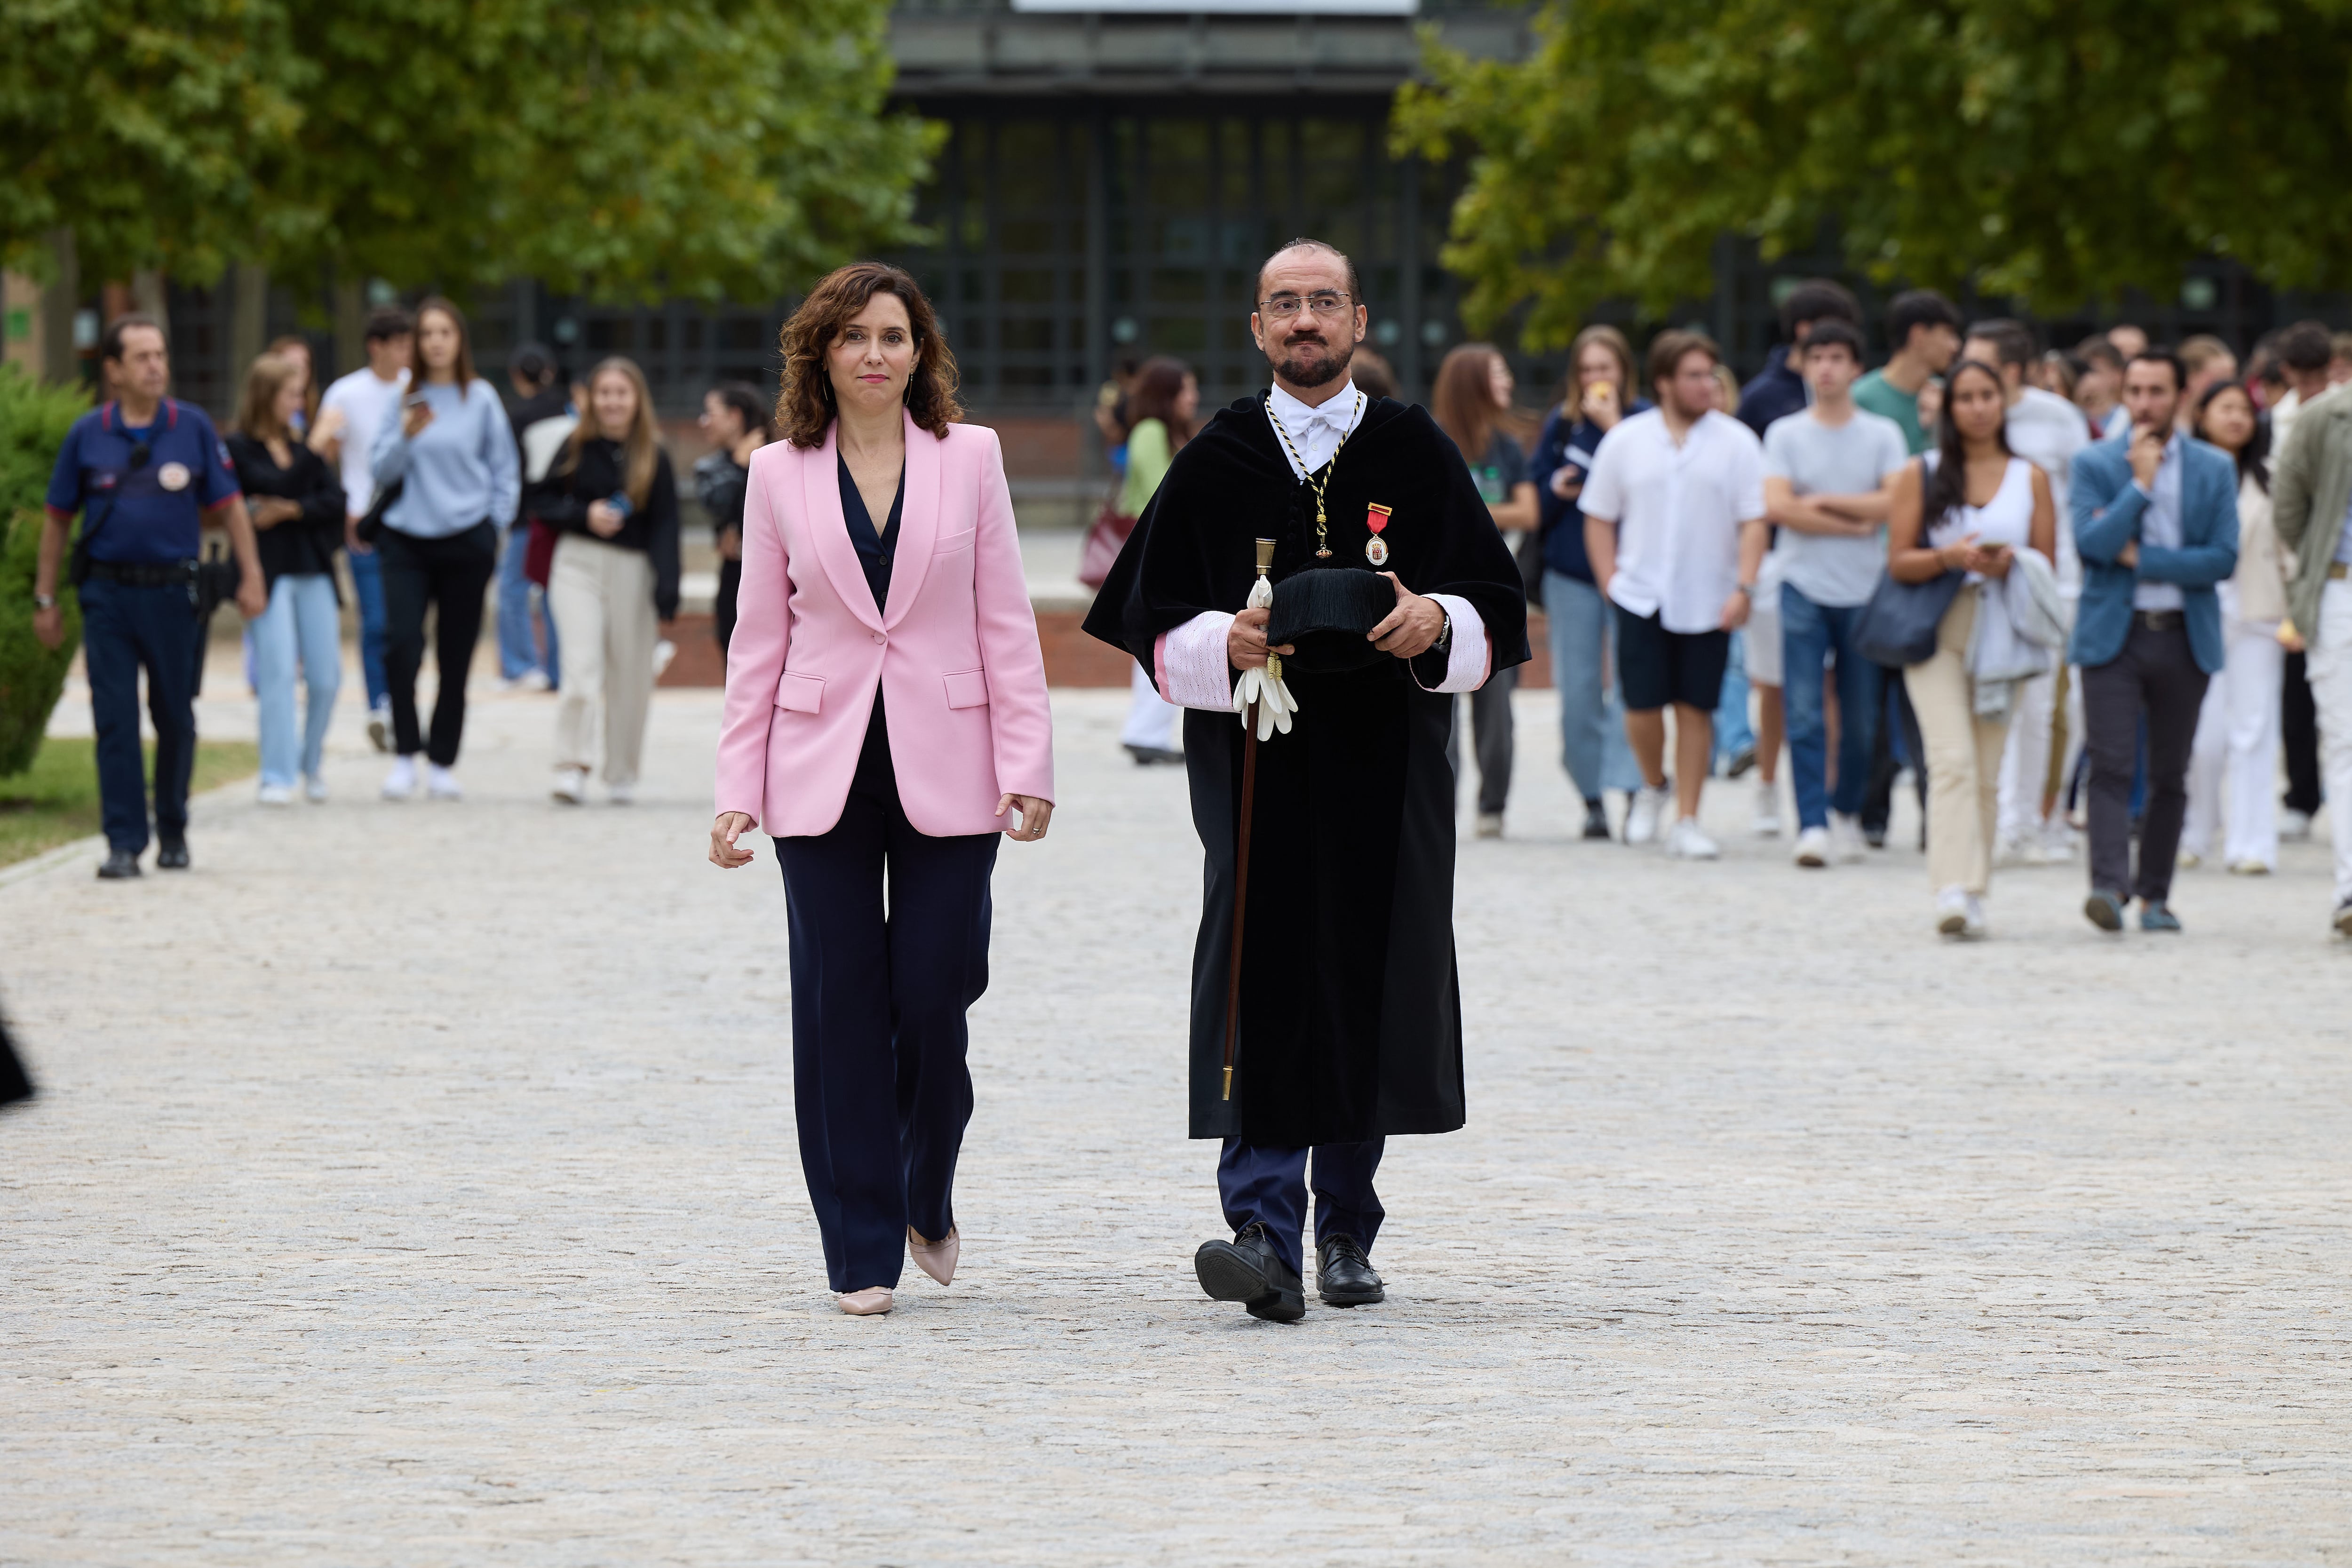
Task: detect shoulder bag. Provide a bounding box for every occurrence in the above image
[1854,566,1965,669]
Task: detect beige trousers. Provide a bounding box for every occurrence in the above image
[1902,589,2013,895]
[548,534,658,785]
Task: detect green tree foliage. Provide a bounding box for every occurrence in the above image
[0,368,93,777]
[0,0,932,301]
[1393,0,2352,347]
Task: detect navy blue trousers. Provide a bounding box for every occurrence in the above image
[777,706,999,1293]
[1218,1138,1386,1276]
[80,576,199,855]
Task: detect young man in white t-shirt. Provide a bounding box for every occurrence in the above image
[311,307,412,751]
[1581,330,1769,858]
[1761,319,1910,868]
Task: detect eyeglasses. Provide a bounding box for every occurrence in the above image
[1257,291,1354,320]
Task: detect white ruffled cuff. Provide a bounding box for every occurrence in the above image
[1415,594,1492,693]
[1154,611,1237,710]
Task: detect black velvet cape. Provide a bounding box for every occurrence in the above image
[1082,393,1530,1145]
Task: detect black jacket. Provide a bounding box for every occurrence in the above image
[224,432,346,589]
[524,437,683,620]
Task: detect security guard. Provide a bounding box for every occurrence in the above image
[32,313,266,878]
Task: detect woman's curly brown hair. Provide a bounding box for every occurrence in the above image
[775,262,962,449]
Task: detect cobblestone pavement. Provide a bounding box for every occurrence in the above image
[5,685,2350,1566]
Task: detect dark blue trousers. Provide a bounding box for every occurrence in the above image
[79,576,199,855]
[777,706,999,1293]
[1218,1138,1386,1276]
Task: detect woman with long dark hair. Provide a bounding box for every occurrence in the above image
[226,351,346,803]
[368,297,521,800]
[2182,380,2292,873]
[1885,358,2058,937]
[709,262,1055,1315]
[1527,325,1646,839]
[528,356,681,804]
[1432,342,1537,836]
[1115,355,1199,764]
[697,381,772,656]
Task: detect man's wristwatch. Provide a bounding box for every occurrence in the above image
[1433,606,1452,654]
[32,593,56,611]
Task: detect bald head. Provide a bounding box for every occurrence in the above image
[1254,238,1361,305]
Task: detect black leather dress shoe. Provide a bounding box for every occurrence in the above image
[1193,1222,1305,1323]
[156,838,190,870]
[96,849,142,880]
[1316,1234,1385,1306]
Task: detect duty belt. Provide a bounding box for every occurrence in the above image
[85,558,198,588]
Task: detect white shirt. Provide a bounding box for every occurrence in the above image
[1266,379,1365,479]
[1580,407,1766,634]
[319,365,409,517]
[2005,386,2090,597]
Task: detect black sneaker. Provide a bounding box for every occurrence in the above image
[96,848,142,880]
[1193,1222,1305,1323]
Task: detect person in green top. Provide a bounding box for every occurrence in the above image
[1115,357,1200,763]
[1852,289,1963,456]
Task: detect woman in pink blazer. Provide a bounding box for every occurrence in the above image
[709,262,1055,1317]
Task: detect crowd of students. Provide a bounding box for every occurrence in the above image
[1476,284,2352,941]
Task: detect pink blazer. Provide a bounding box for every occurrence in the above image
[713,414,1054,838]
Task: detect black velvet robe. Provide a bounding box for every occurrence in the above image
[1083,393,1530,1146]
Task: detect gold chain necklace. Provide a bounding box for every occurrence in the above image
[1265,390,1363,559]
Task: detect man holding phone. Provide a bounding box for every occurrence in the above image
[2068,349,2240,932]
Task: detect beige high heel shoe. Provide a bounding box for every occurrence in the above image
[906,1225,960,1286]
[837,1287,894,1315]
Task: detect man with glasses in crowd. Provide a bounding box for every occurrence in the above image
[32,314,266,878]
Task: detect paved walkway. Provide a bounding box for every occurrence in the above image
[4,685,2350,1564]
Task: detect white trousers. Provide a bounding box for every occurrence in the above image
[547,534,658,786]
[1121,660,1181,751]
[2182,619,2285,868]
[2302,580,2352,902]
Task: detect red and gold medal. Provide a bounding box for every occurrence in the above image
[1364,502,1392,566]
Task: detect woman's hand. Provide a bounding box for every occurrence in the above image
[718,525,742,562]
[998,794,1053,842]
[1549,464,1583,501]
[587,501,626,538]
[401,400,435,439]
[710,812,756,868]
[1581,384,1621,431]
[248,495,301,530]
[2280,621,2307,653]
[1976,543,2015,579]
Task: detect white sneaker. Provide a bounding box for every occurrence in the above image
[303,774,328,804]
[652,639,677,679]
[1830,812,1867,863]
[426,764,463,801]
[381,757,418,799]
[1474,811,1502,839]
[1664,816,1720,860]
[606,780,635,806]
[2026,820,2077,863]
[2177,847,2203,870]
[367,704,391,754]
[2282,808,2314,842]
[1962,893,1990,939]
[1625,783,1671,846]
[1935,885,1971,937]
[1793,825,1831,868]
[518,668,552,693]
[1994,834,2031,868]
[2227,858,2272,876]
[1750,777,1781,837]
[551,767,588,804]
[256,782,294,806]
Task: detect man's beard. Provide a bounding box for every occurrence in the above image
[1272,334,1353,390]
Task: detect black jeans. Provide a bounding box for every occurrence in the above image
[380,522,498,766]
[2283,650,2322,816]
[1445,665,1518,816]
[2082,617,2209,905]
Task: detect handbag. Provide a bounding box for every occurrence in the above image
[353,477,403,546]
[523,517,558,586]
[1078,499,1137,590]
[1854,566,1965,669]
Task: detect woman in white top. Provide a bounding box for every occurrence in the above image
[2182,381,2295,873]
[1885,358,2057,937]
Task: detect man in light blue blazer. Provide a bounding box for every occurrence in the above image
[2068,348,2239,933]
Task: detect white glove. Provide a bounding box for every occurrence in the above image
[1233,574,1295,739]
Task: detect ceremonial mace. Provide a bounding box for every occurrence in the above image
[1221,538,1279,1101]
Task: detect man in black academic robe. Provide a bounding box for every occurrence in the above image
[1083,239,1529,1321]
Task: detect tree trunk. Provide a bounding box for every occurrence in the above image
[39,229,78,385]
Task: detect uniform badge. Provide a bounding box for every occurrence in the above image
[1363,502,1392,566]
[157,462,191,492]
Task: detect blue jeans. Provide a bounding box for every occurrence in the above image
[496,524,558,684]
[1780,583,1881,830]
[348,541,389,710]
[1713,629,1755,768]
[79,576,198,854]
[253,572,342,786]
[1543,571,1639,801]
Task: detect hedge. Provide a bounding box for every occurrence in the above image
[0,366,93,777]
